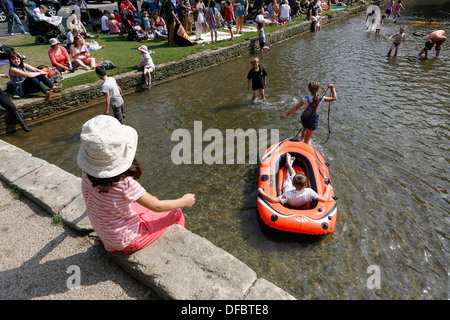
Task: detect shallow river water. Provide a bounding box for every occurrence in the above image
[3,0,449,299]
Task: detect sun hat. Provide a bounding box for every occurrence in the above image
[77,115,138,178]
[49,38,60,46]
[138,45,148,53]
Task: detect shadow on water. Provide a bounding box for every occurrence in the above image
[2,0,449,300]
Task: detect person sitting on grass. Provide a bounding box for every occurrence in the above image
[107,13,122,34]
[70,34,96,70]
[48,38,80,74]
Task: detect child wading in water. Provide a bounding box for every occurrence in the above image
[136,45,155,89]
[392,0,405,23]
[280,81,337,145]
[247,57,268,102]
[257,22,270,53]
[376,14,386,35]
[77,115,195,254]
[388,26,406,56]
[258,153,333,206]
[96,65,125,124]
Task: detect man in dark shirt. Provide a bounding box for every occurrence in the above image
[163,0,181,47]
[307,0,319,21]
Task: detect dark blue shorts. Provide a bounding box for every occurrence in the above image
[301,113,319,130]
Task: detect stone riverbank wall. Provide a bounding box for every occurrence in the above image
[0,1,378,134]
[0,139,296,299]
[0,2,379,300]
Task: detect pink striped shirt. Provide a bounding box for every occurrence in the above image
[81,172,146,251]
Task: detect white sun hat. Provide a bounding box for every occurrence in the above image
[77,115,138,178]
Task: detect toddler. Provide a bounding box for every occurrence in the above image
[78,115,195,253]
[258,153,333,207]
[136,45,155,89]
[388,26,406,57]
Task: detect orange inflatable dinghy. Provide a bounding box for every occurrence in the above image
[257,139,338,235]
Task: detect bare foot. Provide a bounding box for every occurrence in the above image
[286,153,295,166]
[52,85,62,93]
[45,90,53,97]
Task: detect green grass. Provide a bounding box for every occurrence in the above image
[52,214,63,225]
[0,3,371,93]
[10,185,23,199]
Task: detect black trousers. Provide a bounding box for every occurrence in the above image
[0,88,30,131]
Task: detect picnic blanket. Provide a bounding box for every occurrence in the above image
[62,68,94,80]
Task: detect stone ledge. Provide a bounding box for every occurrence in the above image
[0,139,295,300]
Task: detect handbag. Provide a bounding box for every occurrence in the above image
[90,40,101,51]
[197,11,204,23]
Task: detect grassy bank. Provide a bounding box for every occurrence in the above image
[0,3,364,95]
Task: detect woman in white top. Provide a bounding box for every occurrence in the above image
[70,35,96,70]
[278,0,291,23]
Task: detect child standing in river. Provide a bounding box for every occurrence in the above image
[375,14,386,34]
[280,81,337,145]
[392,0,405,23]
[247,57,268,102]
[388,26,406,57]
[96,65,126,124]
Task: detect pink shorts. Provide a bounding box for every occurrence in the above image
[122,202,185,254]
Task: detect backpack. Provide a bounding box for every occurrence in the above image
[0,44,14,60]
[41,66,63,83]
[99,60,116,70]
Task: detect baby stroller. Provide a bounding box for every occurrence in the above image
[80,8,103,31]
[26,11,67,45]
[122,14,148,42]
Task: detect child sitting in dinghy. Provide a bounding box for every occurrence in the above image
[258,153,332,207]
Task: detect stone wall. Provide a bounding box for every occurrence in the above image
[0,138,296,300]
[0,1,376,134]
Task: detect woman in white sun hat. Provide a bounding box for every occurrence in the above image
[77,115,195,253]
